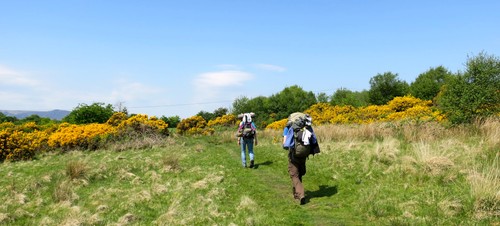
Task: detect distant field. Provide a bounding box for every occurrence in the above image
[0,120,498,225]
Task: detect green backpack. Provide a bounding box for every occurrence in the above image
[293,128,311,158]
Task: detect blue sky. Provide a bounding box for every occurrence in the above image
[1,1,499,119]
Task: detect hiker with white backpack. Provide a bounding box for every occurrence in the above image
[282,112,320,205]
[236,112,258,168]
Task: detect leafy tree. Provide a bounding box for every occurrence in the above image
[196,110,215,121]
[20,114,53,125]
[232,96,270,123]
[410,66,453,101]
[437,52,500,124]
[245,96,271,125]
[196,107,229,122]
[368,72,409,105]
[316,92,330,103]
[0,112,18,123]
[63,102,115,124]
[268,85,317,120]
[231,96,251,116]
[213,107,228,118]
[160,115,181,128]
[330,88,369,107]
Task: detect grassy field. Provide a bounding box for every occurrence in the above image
[0,120,499,225]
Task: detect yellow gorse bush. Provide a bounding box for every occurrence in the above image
[266,118,287,130]
[266,96,446,129]
[106,112,128,126]
[387,95,431,112]
[0,129,49,161]
[304,103,339,125]
[116,114,169,135]
[207,114,238,127]
[0,122,16,130]
[177,115,215,135]
[0,113,175,161]
[47,123,116,150]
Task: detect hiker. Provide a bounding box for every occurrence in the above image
[237,113,258,168]
[282,112,320,205]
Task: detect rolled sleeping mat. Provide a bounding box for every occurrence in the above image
[237,112,255,119]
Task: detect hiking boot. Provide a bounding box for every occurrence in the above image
[300,197,306,205]
[249,160,254,168]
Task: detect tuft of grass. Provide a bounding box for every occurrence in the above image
[161,155,181,172]
[438,199,464,217]
[413,142,455,176]
[52,180,75,203]
[468,157,500,219]
[66,160,88,180]
[371,137,400,165]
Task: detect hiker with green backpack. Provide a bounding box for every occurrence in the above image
[236,113,258,168]
[282,112,320,205]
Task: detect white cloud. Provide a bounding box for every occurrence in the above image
[254,64,286,72]
[194,70,253,88]
[0,65,39,86]
[193,70,254,102]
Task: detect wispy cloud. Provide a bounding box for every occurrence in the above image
[193,70,254,101]
[195,70,253,88]
[254,64,286,72]
[0,65,39,86]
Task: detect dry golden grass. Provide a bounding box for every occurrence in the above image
[478,117,500,149]
[161,155,181,172]
[237,195,258,212]
[438,199,464,217]
[467,158,500,219]
[313,123,392,143]
[398,121,447,142]
[412,142,455,176]
[116,213,137,225]
[109,133,172,152]
[66,160,88,180]
[371,137,400,165]
[52,180,76,203]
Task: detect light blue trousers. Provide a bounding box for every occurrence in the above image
[240,137,254,167]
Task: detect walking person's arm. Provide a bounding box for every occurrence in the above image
[251,122,258,146]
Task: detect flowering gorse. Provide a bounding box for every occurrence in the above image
[0,113,172,162]
[177,115,215,135]
[207,114,238,127]
[47,123,116,150]
[267,96,447,129]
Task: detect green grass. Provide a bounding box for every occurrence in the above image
[0,123,499,225]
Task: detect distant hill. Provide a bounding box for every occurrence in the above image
[0,109,70,120]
